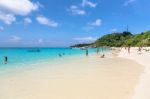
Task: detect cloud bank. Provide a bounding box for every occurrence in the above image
[0,0,40,24]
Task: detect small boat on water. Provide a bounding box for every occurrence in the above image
[27,49,41,52]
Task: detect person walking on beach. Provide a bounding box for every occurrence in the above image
[138,47,142,52]
[128,46,131,54]
[4,56,8,64]
[138,46,143,54]
[86,49,88,56]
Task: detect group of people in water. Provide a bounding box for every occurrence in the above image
[58,48,105,58]
[58,53,66,57]
[85,48,105,58]
[3,48,105,65]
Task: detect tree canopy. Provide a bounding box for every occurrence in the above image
[94,31,133,47]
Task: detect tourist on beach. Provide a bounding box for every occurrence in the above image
[128,46,131,54]
[101,54,105,58]
[4,56,8,64]
[138,46,143,54]
[138,47,142,52]
[86,49,88,56]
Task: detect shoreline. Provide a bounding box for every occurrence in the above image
[0,48,110,75]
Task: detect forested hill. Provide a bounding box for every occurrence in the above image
[124,31,150,46]
[94,31,132,47]
[71,30,150,47]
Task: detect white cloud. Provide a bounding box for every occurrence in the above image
[74,37,97,43]
[88,19,102,27]
[38,38,44,44]
[8,36,21,42]
[24,17,32,25]
[124,0,136,6]
[0,0,40,24]
[0,11,16,25]
[83,19,102,32]
[0,0,39,16]
[67,0,97,16]
[36,16,58,27]
[0,26,4,31]
[81,0,97,8]
[67,5,86,15]
[110,28,117,32]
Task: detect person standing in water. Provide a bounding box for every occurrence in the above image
[4,56,8,64]
[96,48,99,55]
[58,53,62,57]
[86,49,88,56]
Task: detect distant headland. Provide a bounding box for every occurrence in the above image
[71,30,150,48]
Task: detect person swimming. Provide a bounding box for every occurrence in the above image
[58,53,62,57]
[4,56,8,64]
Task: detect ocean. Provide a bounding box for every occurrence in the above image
[0,47,109,73]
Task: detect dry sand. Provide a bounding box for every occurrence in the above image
[0,52,143,99]
[119,47,150,99]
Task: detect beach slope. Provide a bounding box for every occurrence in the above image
[0,54,143,99]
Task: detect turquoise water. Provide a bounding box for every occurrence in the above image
[0,48,109,69]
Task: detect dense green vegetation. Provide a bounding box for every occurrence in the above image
[95,30,150,47]
[70,43,92,48]
[124,31,150,46]
[95,31,133,47]
[71,30,150,47]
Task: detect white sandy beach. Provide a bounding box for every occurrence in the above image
[119,47,150,99]
[0,51,144,99]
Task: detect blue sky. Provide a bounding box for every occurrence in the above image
[0,0,149,47]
